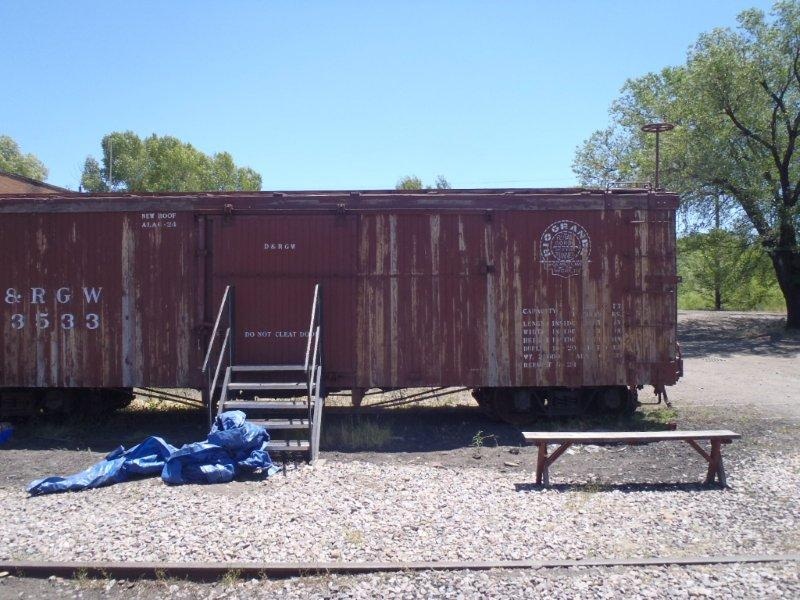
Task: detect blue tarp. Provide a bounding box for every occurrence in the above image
[27,411,279,496]
[163,411,277,485]
[0,423,13,446]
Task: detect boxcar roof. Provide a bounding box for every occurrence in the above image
[0,188,678,213]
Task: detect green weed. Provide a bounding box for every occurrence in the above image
[221,569,242,587]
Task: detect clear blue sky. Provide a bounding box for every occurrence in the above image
[0,0,775,191]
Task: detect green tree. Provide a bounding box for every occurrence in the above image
[395,175,451,190]
[81,132,262,193]
[678,230,784,311]
[572,1,800,328]
[396,175,424,190]
[0,135,48,181]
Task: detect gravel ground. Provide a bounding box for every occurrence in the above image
[2,450,799,563]
[2,563,799,599]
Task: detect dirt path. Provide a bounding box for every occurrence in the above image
[675,310,800,421]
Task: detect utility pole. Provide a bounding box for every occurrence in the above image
[107,138,113,190]
[641,122,675,189]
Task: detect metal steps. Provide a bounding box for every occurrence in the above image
[248,418,309,430]
[231,365,306,372]
[227,382,306,391]
[266,439,310,452]
[205,283,325,465]
[223,399,307,411]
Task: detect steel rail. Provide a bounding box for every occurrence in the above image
[365,387,469,409]
[1,554,797,581]
[133,388,203,410]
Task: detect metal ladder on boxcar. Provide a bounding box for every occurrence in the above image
[201,284,325,464]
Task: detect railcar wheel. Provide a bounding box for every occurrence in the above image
[491,388,540,426]
[73,388,134,415]
[472,388,551,425]
[592,386,638,416]
[472,388,503,422]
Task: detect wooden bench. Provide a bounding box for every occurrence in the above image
[522,430,741,487]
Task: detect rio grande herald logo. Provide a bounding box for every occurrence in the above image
[540,220,591,277]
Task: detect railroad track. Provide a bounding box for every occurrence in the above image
[1,554,798,581]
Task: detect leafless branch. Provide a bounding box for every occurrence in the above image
[723,104,775,154]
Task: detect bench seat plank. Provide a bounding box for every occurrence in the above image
[522,430,740,445]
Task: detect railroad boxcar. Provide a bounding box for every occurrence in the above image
[0,188,682,422]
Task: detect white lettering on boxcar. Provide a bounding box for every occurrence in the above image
[242,329,308,338]
[519,305,623,369]
[263,242,297,251]
[141,212,177,229]
[83,287,103,303]
[3,285,104,331]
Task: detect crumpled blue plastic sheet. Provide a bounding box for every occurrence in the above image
[0,422,13,446]
[26,411,279,496]
[162,411,278,485]
[26,436,177,496]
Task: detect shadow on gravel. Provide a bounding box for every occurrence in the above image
[514,481,724,493]
[320,406,675,454]
[6,405,674,455]
[679,313,800,358]
[4,407,208,453]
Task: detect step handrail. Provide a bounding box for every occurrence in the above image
[303,284,320,374]
[208,327,231,426]
[202,285,234,426]
[304,284,324,463]
[202,285,233,374]
[308,323,321,423]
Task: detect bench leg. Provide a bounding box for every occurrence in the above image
[536,442,548,486]
[705,440,724,486]
[686,439,728,487]
[717,454,727,487]
[535,442,572,486]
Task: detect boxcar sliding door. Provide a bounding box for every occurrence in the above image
[205,212,358,388]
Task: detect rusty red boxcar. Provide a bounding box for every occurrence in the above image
[0,188,682,423]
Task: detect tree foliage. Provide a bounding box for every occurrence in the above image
[81,132,262,193]
[396,175,424,190]
[573,1,800,327]
[678,230,784,310]
[395,175,451,190]
[0,135,48,181]
[434,174,452,189]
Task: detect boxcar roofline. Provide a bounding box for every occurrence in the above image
[0,188,679,214]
